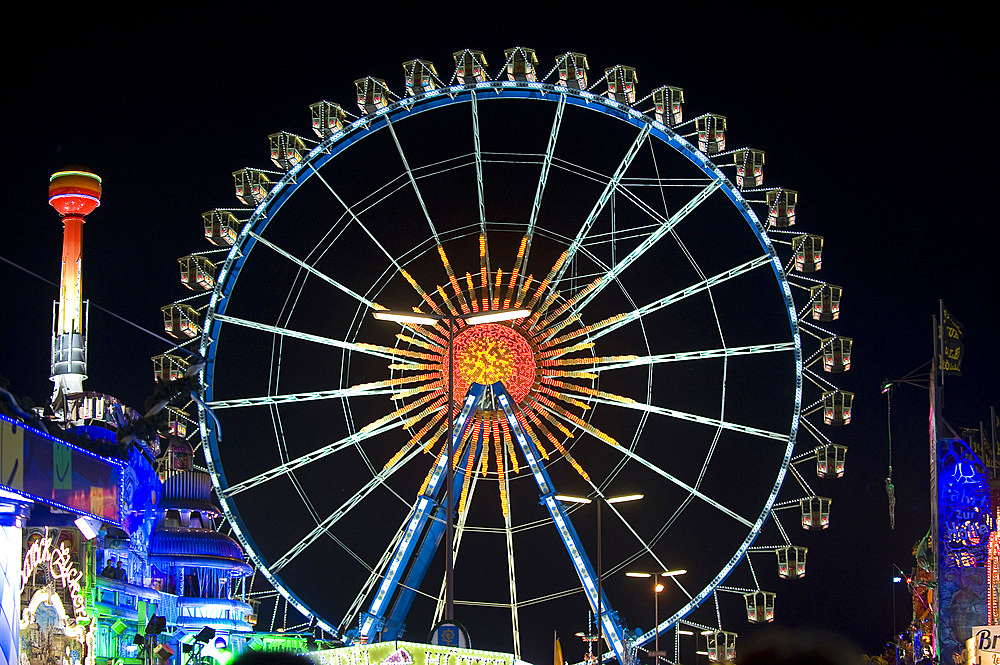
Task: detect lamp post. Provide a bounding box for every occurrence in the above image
[576,627,598,665]
[556,493,644,662]
[626,570,687,663]
[373,306,530,623]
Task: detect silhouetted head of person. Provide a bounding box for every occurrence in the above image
[738,627,863,665]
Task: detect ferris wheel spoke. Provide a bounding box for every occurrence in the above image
[552,179,722,324]
[586,394,787,443]
[533,398,756,527]
[581,473,692,604]
[504,450,521,659]
[581,342,796,373]
[246,231,383,310]
[565,254,774,348]
[385,116,440,245]
[594,435,755,528]
[520,93,568,286]
[470,92,494,303]
[547,125,652,302]
[269,441,426,573]
[208,385,397,410]
[269,406,324,527]
[529,93,566,237]
[471,91,486,230]
[305,162,403,272]
[212,313,400,361]
[340,512,416,636]
[221,420,400,498]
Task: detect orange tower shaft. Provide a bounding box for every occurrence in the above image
[57,215,84,335]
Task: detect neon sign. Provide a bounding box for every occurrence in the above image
[939,439,991,568]
[21,534,89,632]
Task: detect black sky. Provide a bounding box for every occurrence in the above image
[1,10,995,663]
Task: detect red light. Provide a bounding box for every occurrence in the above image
[445,323,536,403]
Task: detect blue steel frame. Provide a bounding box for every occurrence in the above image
[357,379,632,663]
[198,80,803,651]
[493,383,629,664]
[358,383,485,641]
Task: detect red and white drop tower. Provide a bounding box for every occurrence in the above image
[47,168,102,400]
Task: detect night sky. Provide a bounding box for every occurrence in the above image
[1,11,994,664]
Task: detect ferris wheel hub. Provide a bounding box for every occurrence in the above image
[447,322,535,404]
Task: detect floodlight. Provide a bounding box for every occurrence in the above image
[74,516,102,540]
[465,308,531,324]
[373,310,440,326]
[194,627,216,643]
[607,494,643,504]
[554,494,592,504]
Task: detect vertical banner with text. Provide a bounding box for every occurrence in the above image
[941,307,964,375]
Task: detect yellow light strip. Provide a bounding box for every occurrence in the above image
[437,245,467,312]
[423,423,447,453]
[492,269,503,310]
[538,384,590,410]
[465,273,479,312]
[536,277,601,331]
[400,269,442,314]
[525,252,566,311]
[435,284,460,317]
[505,235,528,308]
[538,314,624,349]
[535,395,618,446]
[500,420,519,474]
[514,274,533,308]
[396,334,444,352]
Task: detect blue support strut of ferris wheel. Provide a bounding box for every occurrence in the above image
[382,418,486,637]
[356,383,485,642]
[493,382,628,665]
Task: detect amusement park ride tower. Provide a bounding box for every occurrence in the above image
[47,168,101,402]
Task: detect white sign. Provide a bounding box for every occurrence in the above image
[21,535,89,626]
[972,626,1000,664]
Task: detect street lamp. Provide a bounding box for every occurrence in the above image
[626,570,687,664]
[556,493,644,662]
[576,629,598,665]
[373,306,530,623]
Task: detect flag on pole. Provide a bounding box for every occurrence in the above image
[940,307,964,375]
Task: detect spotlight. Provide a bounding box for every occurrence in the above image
[145,615,166,636]
[194,627,216,643]
[153,644,174,660]
[74,516,103,540]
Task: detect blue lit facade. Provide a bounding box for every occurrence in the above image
[937,437,991,665]
[148,438,253,635]
[2,404,255,665]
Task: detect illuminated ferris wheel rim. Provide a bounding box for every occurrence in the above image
[194,78,804,649]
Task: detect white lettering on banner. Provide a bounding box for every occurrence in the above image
[21,535,90,624]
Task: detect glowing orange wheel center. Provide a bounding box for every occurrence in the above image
[446,323,535,404]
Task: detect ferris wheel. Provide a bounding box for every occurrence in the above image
[160,48,853,665]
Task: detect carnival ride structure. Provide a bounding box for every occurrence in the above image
[160,47,854,664]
